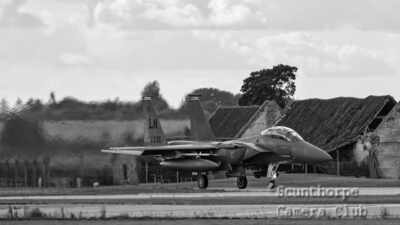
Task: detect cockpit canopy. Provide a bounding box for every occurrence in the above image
[261,126,304,142]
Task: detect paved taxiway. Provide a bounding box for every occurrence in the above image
[0,187,399,201]
[1,187,400,219]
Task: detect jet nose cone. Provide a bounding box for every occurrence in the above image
[315,146,333,162]
[292,141,332,163]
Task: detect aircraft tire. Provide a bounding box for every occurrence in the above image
[197,175,208,189]
[237,176,248,189]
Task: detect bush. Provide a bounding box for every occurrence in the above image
[1,114,45,148]
[30,208,45,218]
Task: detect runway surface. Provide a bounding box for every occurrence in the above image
[1,187,400,219]
[0,187,399,201]
[2,175,399,220]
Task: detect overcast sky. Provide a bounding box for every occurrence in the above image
[0,0,399,107]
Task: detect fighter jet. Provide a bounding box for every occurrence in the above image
[102,97,332,189]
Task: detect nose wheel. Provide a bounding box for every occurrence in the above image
[197,174,208,189]
[236,176,248,189]
[267,163,280,189]
[267,178,277,189]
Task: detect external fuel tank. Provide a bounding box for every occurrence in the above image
[160,158,221,171]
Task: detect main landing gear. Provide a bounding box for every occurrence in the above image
[226,166,248,189]
[236,176,248,189]
[197,174,208,189]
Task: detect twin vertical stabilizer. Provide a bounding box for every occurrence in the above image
[143,95,215,143]
[186,95,216,141]
[143,97,166,145]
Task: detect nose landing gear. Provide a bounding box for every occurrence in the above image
[267,175,277,189]
[267,163,280,189]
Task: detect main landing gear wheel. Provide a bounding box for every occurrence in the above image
[236,176,248,189]
[197,175,208,189]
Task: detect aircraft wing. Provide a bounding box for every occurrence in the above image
[102,141,270,156]
[101,143,221,156]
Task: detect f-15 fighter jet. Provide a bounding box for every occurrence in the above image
[102,97,332,189]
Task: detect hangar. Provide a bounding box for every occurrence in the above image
[375,101,400,178]
[277,95,396,177]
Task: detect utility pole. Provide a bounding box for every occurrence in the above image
[336,150,340,176]
[145,162,149,183]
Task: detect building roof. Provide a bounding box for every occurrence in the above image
[209,105,259,139]
[277,95,396,152]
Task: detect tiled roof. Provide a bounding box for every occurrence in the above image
[209,105,259,139]
[277,95,396,152]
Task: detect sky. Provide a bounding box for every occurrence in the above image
[0,0,399,108]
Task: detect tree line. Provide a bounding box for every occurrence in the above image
[0,64,297,121]
[0,64,298,154]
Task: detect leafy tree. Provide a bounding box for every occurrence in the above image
[101,99,119,111]
[141,81,169,112]
[0,98,9,114]
[180,88,238,114]
[15,98,23,111]
[238,64,297,108]
[1,114,45,148]
[25,98,43,111]
[55,97,85,109]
